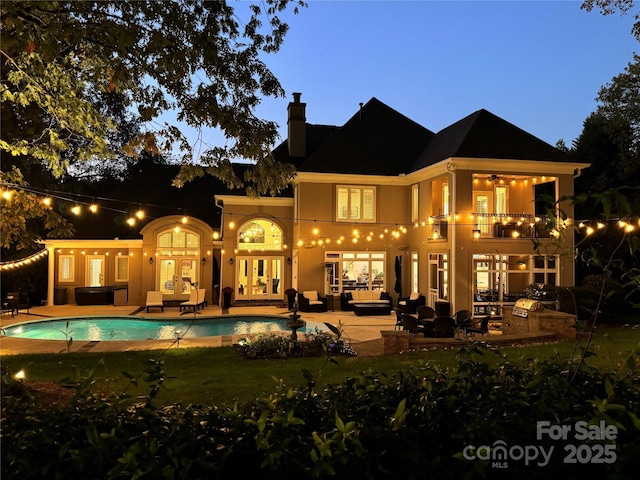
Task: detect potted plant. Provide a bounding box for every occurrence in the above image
[222,286,233,309]
[284,288,297,310]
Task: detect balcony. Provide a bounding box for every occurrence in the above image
[473,214,553,239]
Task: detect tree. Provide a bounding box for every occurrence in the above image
[572,112,636,196]
[0,0,303,249]
[0,166,74,250]
[581,0,640,40]
[0,1,303,187]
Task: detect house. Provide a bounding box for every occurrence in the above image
[41,93,588,316]
[216,93,588,315]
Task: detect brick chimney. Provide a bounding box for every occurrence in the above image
[287,92,306,158]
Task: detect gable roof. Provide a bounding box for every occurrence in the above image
[411,109,569,170]
[295,98,435,175]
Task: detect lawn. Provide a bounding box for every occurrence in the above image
[2,325,639,407]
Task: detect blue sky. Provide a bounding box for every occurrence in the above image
[188,1,639,155]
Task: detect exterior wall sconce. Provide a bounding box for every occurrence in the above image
[201,257,206,266]
[149,256,154,265]
[472,229,481,239]
[287,257,292,265]
[229,257,234,265]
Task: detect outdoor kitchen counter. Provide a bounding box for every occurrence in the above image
[502,306,577,339]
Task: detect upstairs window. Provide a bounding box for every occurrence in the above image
[237,219,283,251]
[411,184,419,222]
[337,185,375,222]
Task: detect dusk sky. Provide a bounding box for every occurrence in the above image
[182,1,639,157]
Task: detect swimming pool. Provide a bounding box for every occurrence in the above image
[2,316,326,341]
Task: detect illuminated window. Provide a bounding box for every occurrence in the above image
[495,186,508,214]
[237,219,283,251]
[115,256,129,282]
[442,182,449,216]
[58,255,75,282]
[336,185,376,222]
[411,184,419,222]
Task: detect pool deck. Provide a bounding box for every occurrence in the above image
[0,304,400,355]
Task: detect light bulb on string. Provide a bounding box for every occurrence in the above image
[312,220,319,236]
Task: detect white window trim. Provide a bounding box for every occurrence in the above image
[115,256,130,282]
[58,254,75,283]
[336,185,376,223]
[411,184,419,222]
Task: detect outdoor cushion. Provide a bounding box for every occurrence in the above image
[409,292,420,301]
[302,290,323,305]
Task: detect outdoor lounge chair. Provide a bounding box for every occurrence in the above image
[145,291,164,313]
[197,289,207,307]
[180,289,203,312]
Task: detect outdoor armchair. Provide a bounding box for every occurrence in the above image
[397,292,426,314]
[466,316,490,336]
[298,290,328,312]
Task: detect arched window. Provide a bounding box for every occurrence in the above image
[157,230,200,255]
[237,219,283,251]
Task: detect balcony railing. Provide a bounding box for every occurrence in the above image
[426,214,554,240]
[473,213,552,239]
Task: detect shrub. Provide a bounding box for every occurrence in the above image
[3,343,640,479]
[233,328,357,359]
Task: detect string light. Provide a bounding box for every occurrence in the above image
[3,181,640,250]
[0,249,48,270]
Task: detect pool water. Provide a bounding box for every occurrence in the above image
[2,316,326,341]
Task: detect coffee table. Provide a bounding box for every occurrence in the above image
[352,303,392,316]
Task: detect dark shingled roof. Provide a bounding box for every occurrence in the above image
[272,124,338,168]
[273,100,568,176]
[411,109,569,170]
[295,98,435,175]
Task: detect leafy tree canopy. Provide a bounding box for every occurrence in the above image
[581,0,640,40]
[1,0,303,195]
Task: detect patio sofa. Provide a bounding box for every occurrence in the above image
[340,290,392,311]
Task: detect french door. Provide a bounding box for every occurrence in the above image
[158,257,198,300]
[474,191,493,236]
[236,256,283,301]
[85,255,105,286]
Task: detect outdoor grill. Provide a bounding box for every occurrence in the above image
[511,298,544,318]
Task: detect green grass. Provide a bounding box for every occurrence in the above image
[3,325,640,407]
